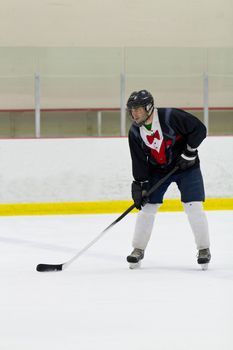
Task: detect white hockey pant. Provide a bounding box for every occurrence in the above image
[132,201,210,251]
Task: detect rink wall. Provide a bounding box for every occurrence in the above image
[0,136,232,215]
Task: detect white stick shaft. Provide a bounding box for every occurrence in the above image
[63,227,110,269]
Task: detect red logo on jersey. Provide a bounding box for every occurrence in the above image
[146,130,160,144]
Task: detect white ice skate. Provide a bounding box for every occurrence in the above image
[127,248,144,269]
[197,248,211,271]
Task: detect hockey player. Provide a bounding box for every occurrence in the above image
[126,89,211,270]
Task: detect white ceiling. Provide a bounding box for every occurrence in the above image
[0,0,232,47]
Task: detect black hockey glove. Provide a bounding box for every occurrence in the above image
[131,181,149,210]
[176,146,197,171]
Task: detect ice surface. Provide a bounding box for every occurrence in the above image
[0,211,232,350]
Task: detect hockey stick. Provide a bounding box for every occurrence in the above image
[36,166,178,272]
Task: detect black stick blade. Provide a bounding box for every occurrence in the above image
[36,263,63,272]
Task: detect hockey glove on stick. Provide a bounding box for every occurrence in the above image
[176,145,197,171]
[131,181,149,210]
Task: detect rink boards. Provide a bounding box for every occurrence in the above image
[0,136,232,215]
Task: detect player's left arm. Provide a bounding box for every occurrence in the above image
[171,109,207,170]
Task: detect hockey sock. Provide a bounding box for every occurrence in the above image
[183,201,210,250]
[132,203,160,250]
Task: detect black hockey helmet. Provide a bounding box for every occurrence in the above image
[126,90,154,119]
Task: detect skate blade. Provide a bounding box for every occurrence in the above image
[200,263,209,271]
[129,261,141,269]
